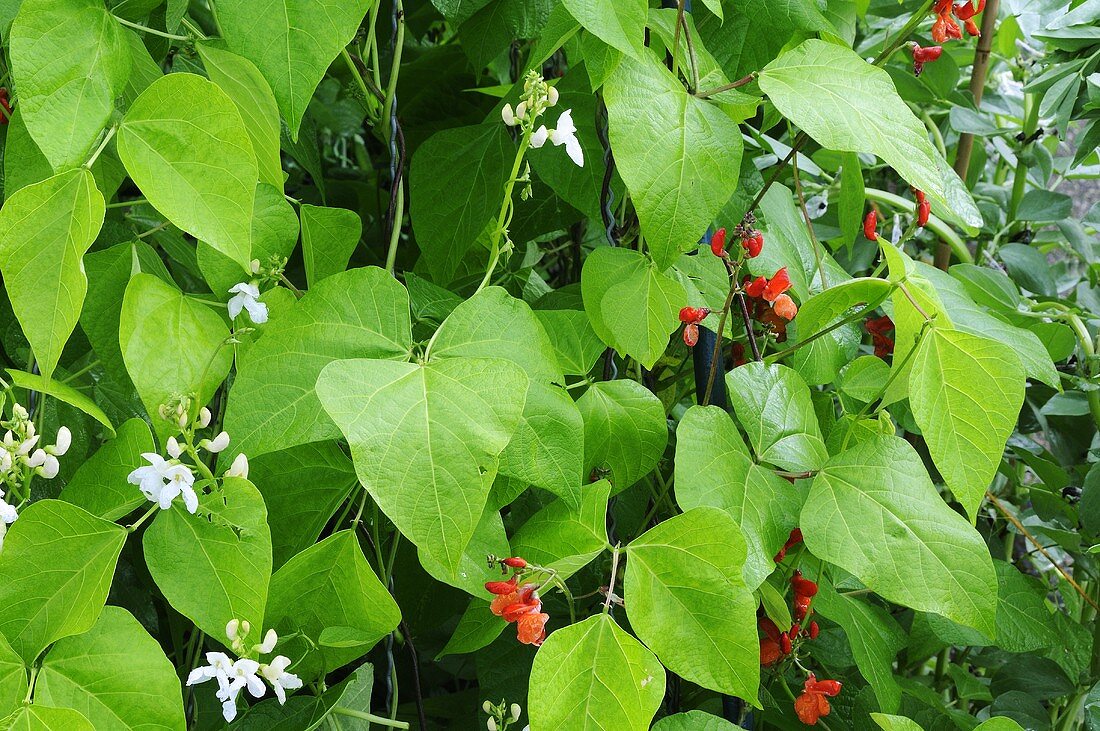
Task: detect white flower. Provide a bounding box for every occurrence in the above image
[530,125,549,149]
[166,437,183,459]
[24,449,46,469]
[199,431,230,453]
[806,194,828,220]
[256,628,278,654]
[0,450,10,474]
[48,426,71,456]
[187,651,235,701]
[226,453,249,480]
[502,103,518,126]
[35,453,59,479]
[259,656,303,704]
[0,499,17,525]
[128,453,198,514]
[225,658,266,703]
[547,110,583,167]
[228,283,268,324]
[199,407,212,428]
[546,85,559,106]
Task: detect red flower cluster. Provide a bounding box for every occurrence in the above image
[863,210,878,241]
[758,567,822,668]
[0,89,11,125]
[791,570,818,622]
[744,267,798,322]
[773,528,803,563]
[865,315,895,358]
[485,558,549,646]
[679,307,712,347]
[741,230,764,258]
[932,0,984,42]
[914,189,931,228]
[909,43,943,76]
[710,226,764,259]
[795,674,843,725]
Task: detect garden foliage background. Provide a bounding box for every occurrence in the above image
[0,0,1098,728]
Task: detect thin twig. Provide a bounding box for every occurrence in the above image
[694,74,756,98]
[679,12,700,92]
[986,491,1100,612]
[792,151,827,291]
[737,293,762,361]
[703,272,739,405]
[400,620,429,731]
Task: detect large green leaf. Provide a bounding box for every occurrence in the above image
[528,614,665,731]
[510,479,611,579]
[581,247,685,369]
[653,711,739,731]
[625,508,759,699]
[725,362,828,471]
[317,357,528,574]
[674,405,801,589]
[35,607,185,731]
[219,0,373,139]
[801,435,997,636]
[0,501,125,664]
[993,559,1060,654]
[0,705,94,731]
[118,73,257,272]
[0,169,104,379]
[249,442,358,569]
[0,635,26,721]
[497,384,584,508]
[909,328,1025,521]
[408,122,512,283]
[576,379,667,493]
[119,274,233,440]
[561,0,646,59]
[5,369,113,435]
[9,0,129,169]
[604,55,744,269]
[59,418,154,521]
[266,531,400,681]
[143,478,272,639]
[222,267,412,462]
[696,0,831,80]
[759,40,981,231]
[300,205,362,288]
[198,44,285,188]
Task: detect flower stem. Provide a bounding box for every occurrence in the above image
[112,15,191,40]
[84,126,116,169]
[126,504,159,533]
[603,543,622,614]
[333,707,410,729]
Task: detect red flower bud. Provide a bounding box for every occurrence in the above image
[485,576,519,595]
[683,323,700,347]
[918,199,931,227]
[772,293,798,321]
[791,571,819,598]
[710,227,727,257]
[678,306,710,324]
[863,210,878,241]
[744,276,768,299]
[779,632,792,655]
[808,621,820,639]
[789,622,801,639]
[502,557,527,568]
[740,231,764,258]
[0,88,10,124]
[909,44,943,76]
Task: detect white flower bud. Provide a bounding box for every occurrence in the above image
[257,628,278,654]
[226,618,241,641]
[482,701,493,714]
[178,411,190,430]
[200,431,230,453]
[226,453,249,480]
[250,259,262,274]
[487,718,497,731]
[166,437,183,459]
[515,101,527,121]
[37,454,59,479]
[546,86,559,106]
[25,449,46,468]
[510,704,521,721]
[12,404,28,420]
[199,407,212,428]
[501,104,516,126]
[50,426,71,456]
[240,620,252,638]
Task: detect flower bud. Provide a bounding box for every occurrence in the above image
[250,259,262,274]
[257,628,278,654]
[200,431,230,453]
[510,704,522,721]
[51,426,71,456]
[226,453,250,479]
[546,85,559,106]
[501,104,517,126]
[199,407,212,428]
[226,618,241,641]
[12,404,28,420]
[482,701,493,714]
[502,557,527,569]
[487,718,497,731]
[166,437,183,459]
[515,101,527,120]
[178,411,190,430]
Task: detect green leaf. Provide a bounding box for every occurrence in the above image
[604,55,744,269]
[198,183,299,296]
[198,44,285,188]
[0,705,94,731]
[0,169,104,379]
[909,328,1025,521]
[59,418,153,520]
[993,559,1060,653]
[266,531,401,681]
[222,267,412,462]
[0,500,125,664]
[9,0,129,169]
[759,40,981,231]
[420,506,510,596]
[408,122,512,283]
[35,607,185,731]
[576,379,667,493]
[838,153,865,248]
[725,362,828,471]
[674,405,800,589]
[581,247,685,369]
[872,715,925,731]
[510,479,611,578]
[801,435,997,637]
[528,614,665,731]
[0,635,26,721]
[625,508,759,699]
[561,0,646,59]
[436,601,506,659]
[219,0,373,139]
[814,583,906,713]
[300,205,361,288]
[534,309,605,377]
[143,477,272,639]
[5,369,113,435]
[317,357,527,574]
[118,73,257,272]
[249,442,358,569]
[696,0,832,81]
[119,273,234,440]
[653,711,739,731]
[497,384,584,508]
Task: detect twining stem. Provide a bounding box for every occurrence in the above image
[702,270,740,406]
[112,15,191,40]
[333,707,410,729]
[474,131,534,295]
[679,12,700,92]
[694,73,756,98]
[791,151,827,291]
[986,491,1100,612]
[603,543,622,613]
[381,0,405,147]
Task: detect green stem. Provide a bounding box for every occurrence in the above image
[381,0,405,146]
[126,504,159,533]
[84,126,116,169]
[61,359,101,383]
[106,198,148,209]
[921,109,947,158]
[876,0,935,65]
[1007,94,1040,224]
[332,707,409,729]
[766,287,895,363]
[865,187,973,264]
[603,543,622,614]
[179,17,209,41]
[1065,313,1100,431]
[112,15,191,40]
[384,178,404,275]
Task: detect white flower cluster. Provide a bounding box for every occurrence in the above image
[129,405,248,515]
[187,619,302,722]
[1,402,70,548]
[228,282,268,325]
[501,72,584,168]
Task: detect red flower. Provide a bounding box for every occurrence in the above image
[485,576,519,595]
[683,323,700,347]
[731,342,748,367]
[502,556,527,568]
[865,315,894,336]
[679,306,710,324]
[795,674,841,725]
[873,334,895,358]
[744,276,768,299]
[909,43,943,76]
[760,638,783,666]
[711,228,728,257]
[791,571,818,599]
[741,231,764,258]
[863,210,878,241]
[516,611,549,646]
[772,293,798,321]
[0,88,10,124]
[763,268,792,302]
[774,528,804,562]
[954,0,985,20]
